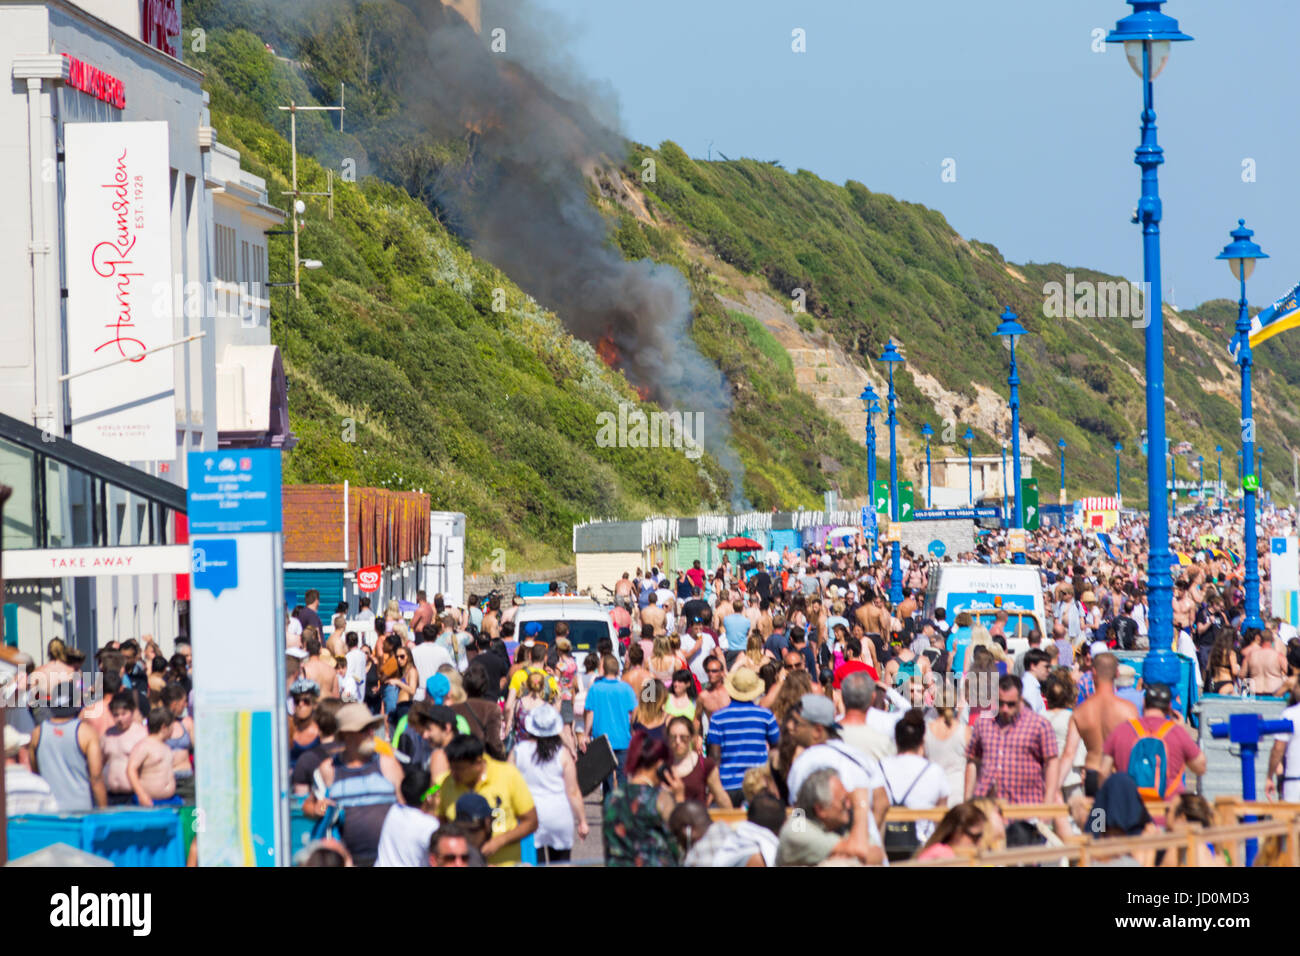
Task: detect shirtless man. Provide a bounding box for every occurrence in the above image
[640,592,667,638]
[696,657,730,727]
[1172,580,1196,638]
[326,614,349,660]
[481,595,501,640]
[100,690,146,805]
[621,644,650,695]
[862,592,890,642]
[1059,653,1138,800]
[754,598,774,641]
[126,707,178,807]
[806,598,828,645]
[303,633,340,699]
[614,572,634,610]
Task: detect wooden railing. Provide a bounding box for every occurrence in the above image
[709,799,1300,866]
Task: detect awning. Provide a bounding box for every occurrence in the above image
[216,345,296,449]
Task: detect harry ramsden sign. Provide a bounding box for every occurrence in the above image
[62,54,125,109]
[5,545,189,580]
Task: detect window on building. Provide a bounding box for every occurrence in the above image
[241,240,250,286]
[252,245,266,298]
[214,224,238,282]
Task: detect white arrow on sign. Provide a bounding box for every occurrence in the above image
[1026,506,1037,524]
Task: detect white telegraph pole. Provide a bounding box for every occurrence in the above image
[277,99,344,298]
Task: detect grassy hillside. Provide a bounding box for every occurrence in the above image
[184,13,875,572]
[628,143,1300,507]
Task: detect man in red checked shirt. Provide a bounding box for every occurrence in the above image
[965,674,1061,804]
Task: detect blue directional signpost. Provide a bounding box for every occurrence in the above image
[187,448,287,867]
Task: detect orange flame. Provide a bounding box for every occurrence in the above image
[596,333,620,368]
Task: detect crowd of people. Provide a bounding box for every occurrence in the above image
[270,501,1300,866]
[6,501,1300,867]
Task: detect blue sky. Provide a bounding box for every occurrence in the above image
[527,0,1298,312]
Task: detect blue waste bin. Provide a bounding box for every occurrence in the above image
[8,808,184,866]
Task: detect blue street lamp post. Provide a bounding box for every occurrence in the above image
[1001,440,1009,527]
[1106,0,1191,653]
[921,423,934,509]
[881,340,905,604]
[995,309,1027,565]
[1058,438,1067,504]
[1216,444,1223,514]
[1114,442,1123,503]
[1218,219,1268,631]
[963,428,975,506]
[860,386,880,551]
[1197,455,1204,507]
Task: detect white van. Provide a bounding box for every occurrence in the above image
[923,564,1047,657]
[511,596,618,660]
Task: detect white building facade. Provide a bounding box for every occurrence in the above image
[0,0,287,662]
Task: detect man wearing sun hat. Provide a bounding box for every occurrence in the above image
[310,702,404,867]
[706,668,780,806]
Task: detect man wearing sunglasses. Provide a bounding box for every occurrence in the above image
[965,675,1061,805]
[428,824,483,867]
[696,658,730,731]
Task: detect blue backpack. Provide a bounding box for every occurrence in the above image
[1127,718,1175,800]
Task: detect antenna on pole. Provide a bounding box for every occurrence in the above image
[277,95,346,297]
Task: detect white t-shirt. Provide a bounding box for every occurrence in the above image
[688,632,719,687]
[375,804,440,867]
[1131,603,1149,637]
[1021,671,1046,714]
[1173,631,1203,689]
[412,642,455,700]
[877,753,951,842]
[867,705,904,744]
[345,648,367,685]
[1276,703,1300,803]
[785,740,886,860]
[786,740,885,806]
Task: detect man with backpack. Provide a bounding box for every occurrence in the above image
[1099,684,1205,802]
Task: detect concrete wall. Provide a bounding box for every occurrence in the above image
[897,519,976,559]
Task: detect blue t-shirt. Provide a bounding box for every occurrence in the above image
[722,613,752,651]
[585,677,638,750]
[706,701,781,791]
[763,631,789,657]
[947,626,973,672]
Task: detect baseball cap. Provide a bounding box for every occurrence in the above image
[797,693,839,728]
[454,792,493,823]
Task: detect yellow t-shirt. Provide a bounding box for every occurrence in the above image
[436,757,536,865]
[508,666,559,698]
